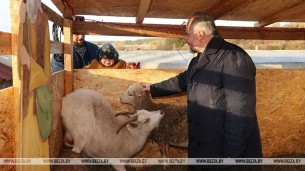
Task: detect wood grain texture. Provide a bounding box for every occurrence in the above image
[136,0,152,24]
[63,19,74,95]
[51,0,305,22]
[72,69,305,157]
[49,72,65,158]
[73,22,305,40]
[50,41,63,54]
[0,87,16,171]
[0,32,12,55]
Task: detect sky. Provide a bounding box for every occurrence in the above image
[0,0,256,41]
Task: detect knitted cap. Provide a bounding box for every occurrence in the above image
[96,43,119,63]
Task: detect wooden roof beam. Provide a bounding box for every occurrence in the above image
[51,0,74,20]
[51,0,65,15]
[73,22,305,40]
[41,2,64,27]
[136,0,152,24]
[255,2,305,27]
[207,0,250,19]
[74,21,185,38]
[218,26,305,40]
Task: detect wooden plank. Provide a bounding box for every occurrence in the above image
[73,22,185,38]
[49,72,65,158]
[136,0,152,24]
[50,41,63,54]
[35,10,49,67]
[255,2,305,27]
[11,1,51,170]
[10,0,22,165]
[22,8,51,168]
[74,22,305,40]
[0,32,12,55]
[51,0,65,15]
[0,87,16,171]
[63,19,74,95]
[41,2,63,27]
[218,26,305,40]
[207,0,250,19]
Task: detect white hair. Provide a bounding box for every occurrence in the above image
[189,12,219,36]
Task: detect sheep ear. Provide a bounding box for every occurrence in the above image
[135,91,142,97]
[128,122,139,128]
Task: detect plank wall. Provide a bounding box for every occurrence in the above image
[72,69,305,157]
[49,72,65,158]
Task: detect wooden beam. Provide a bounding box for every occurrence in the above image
[207,0,250,19]
[73,22,305,40]
[73,22,185,38]
[0,31,12,55]
[50,0,74,20]
[11,1,51,169]
[41,2,64,27]
[51,0,65,15]
[136,0,152,24]
[218,26,305,40]
[50,41,63,54]
[255,2,305,27]
[10,1,22,169]
[63,19,74,95]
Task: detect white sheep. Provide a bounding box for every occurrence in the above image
[120,84,188,158]
[61,88,164,171]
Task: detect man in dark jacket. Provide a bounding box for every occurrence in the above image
[51,17,98,73]
[142,12,262,170]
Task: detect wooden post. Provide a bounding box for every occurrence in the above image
[63,19,74,95]
[11,0,51,170]
[10,0,23,167]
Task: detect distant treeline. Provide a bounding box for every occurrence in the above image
[93,38,305,51]
[93,23,305,51]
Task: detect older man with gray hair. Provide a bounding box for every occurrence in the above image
[142,12,262,171]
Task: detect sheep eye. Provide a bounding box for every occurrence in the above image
[143,118,150,124]
[128,93,133,96]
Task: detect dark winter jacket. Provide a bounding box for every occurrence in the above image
[73,41,99,69]
[150,36,262,159]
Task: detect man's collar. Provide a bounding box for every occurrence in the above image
[203,35,225,55]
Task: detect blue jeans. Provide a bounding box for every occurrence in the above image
[51,56,64,73]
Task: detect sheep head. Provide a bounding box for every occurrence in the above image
[120,84,153,109]
[116,109,164,134]
[126,110,164,136]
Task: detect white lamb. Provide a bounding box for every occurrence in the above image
[61,88,164,171]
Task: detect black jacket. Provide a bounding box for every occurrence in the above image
[150,36,262,158]
[73,41,99,69]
